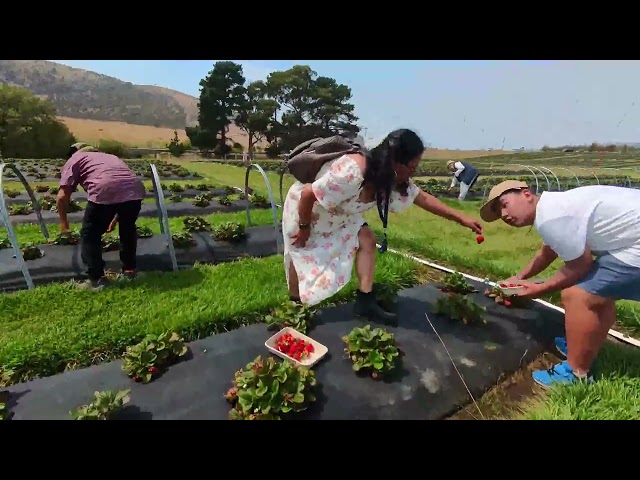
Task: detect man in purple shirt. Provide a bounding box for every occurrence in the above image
[56,142,145,290]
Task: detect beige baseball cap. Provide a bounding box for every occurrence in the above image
[479,180,530,222]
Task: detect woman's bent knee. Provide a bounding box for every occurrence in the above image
[358,225,376,252]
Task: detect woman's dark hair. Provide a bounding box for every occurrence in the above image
[363,128,424,200]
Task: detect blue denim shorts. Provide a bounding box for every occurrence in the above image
[576,253,640,301]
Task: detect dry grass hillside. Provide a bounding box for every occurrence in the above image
[0,60,188,129]
[137,85,199,127]
[61,117,257,149]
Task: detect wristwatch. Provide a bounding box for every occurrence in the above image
[298,223,310,230]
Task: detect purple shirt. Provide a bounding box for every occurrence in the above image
[59,151,145,205]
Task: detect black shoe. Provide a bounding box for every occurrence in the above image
[289,295,302,304]
[354,290,398,326]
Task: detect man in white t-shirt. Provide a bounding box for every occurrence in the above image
[479,180,640,388]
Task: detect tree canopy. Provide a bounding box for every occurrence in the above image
[187,62,359,158]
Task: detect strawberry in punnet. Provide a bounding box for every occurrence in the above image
[274,332,315,362]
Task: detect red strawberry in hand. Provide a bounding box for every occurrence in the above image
[476,235,484,244]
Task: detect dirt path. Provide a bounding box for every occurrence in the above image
[446,352,563,420]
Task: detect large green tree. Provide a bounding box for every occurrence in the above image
[188,61,246,156]
[0,84,76,159]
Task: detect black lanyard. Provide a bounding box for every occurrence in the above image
[377,191,389,254]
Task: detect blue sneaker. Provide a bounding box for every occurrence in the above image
[532,360,593,389]
[554,337,567,357]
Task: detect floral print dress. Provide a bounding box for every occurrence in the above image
[282,154,421,306]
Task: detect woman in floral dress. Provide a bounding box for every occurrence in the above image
[282,129,483,323]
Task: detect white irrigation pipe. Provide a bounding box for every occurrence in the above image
[381,246,640,349]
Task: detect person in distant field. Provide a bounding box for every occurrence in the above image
[56,142,145,290]
[447,160,480,201]
[479,180,640,388]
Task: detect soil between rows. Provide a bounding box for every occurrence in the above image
[2,280,566,420]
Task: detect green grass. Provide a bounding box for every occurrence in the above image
[519,342,640,420]
[0,252,421,385]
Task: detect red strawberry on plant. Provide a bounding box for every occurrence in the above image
[149,366,158,374]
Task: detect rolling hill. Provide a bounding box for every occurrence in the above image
[0,60,255,149]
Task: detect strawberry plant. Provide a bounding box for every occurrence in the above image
[0,237,10,249]
[183,216,211,232]
[212,222,246,242]
[169,194,183,202]
[192,194,210,207]
[70,389,131,420]
[439,271,476,294]
[51,199,82,213]
[265,300,316,335]
[38,195,56,210]
[196,183,210,191]
[273,331,315,362]
[224,185,235,195]
[168,183,184,192]
[136,225,153,238]
[249,193,269,208]
[34,184,49,193]
[218,195,232,206]
[171,232,196,248]
[224,355,317,420]
[49,229,81,245]
[484,285,530,308]
[121,331,188,383]
[435,293,487,325]
[3,189,20,198]
[101,234,120,252]
[0,401,6,420]
[48,186,59,194]
[22,243,43,261]
[342,325,400,379]
[9,204,33,216]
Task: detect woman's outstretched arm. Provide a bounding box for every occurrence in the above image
[413,189,483,234]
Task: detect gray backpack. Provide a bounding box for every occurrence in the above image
[286,135,365,184]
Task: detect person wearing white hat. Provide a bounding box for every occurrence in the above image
[479,180,640,388]
[447,160,479,201]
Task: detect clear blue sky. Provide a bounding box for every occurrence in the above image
[51,60,640,150]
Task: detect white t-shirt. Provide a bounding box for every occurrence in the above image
[534,185,640,268]
[450,162,465,187]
